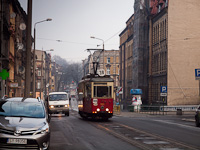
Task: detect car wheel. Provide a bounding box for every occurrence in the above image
[195,117,200,127]
[65,112,69,116]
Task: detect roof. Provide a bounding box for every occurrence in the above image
[80,75,114,83]
[0,97,41,103]
[49,92,68,95]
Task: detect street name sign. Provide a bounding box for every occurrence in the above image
[160,93,167,96]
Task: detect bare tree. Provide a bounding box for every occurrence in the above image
[52,55,83,90]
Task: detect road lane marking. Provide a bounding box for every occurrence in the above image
[154,120,200,131]
[143,140,169,145]
[118,123,198,150]
[181,118,195,122]
[96,124,151,150]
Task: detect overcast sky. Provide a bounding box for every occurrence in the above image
[18,0,134,63]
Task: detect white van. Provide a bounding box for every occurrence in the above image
[48,92,70,116]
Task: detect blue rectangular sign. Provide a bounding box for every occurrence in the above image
[130,89,142,95]
[160,86,167,93]
[195,69,200,80]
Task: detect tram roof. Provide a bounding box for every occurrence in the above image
[80,74,114,83]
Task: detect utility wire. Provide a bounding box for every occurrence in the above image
[37,37,95,46]
[37,27,124,47]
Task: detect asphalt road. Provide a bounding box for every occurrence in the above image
[112,114,200,149]
[49,99,200,150]
[49,110,200,150]
[49,111,139,150]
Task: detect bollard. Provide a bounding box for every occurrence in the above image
[176,109,182,115]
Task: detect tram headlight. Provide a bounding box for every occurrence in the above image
[97,108,100,112]
[106,108,109,112]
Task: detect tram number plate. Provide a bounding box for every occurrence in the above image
[100,103,105,105]
[7,138,27,144]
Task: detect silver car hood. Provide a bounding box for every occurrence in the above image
[0,116,46,131]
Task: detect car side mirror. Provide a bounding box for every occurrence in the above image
[47,114,51,122]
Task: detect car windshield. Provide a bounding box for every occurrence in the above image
[0,101,45,118]
[49,94,68,101]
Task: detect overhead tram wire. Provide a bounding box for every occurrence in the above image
[91,28,125,49]
[37,37,95,46]
[37,27,124,47]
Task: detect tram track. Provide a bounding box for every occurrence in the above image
[93,122,199,150]
[71,110,199,150]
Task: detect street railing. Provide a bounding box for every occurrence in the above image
[127,105,198,115]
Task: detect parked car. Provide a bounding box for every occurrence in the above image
[0,97,51,149]
[47,92,70,116]
[195,105,200,127]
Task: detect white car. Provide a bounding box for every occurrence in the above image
[47,92,70,116]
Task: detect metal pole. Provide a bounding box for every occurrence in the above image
[24,0,32,97]
[198,80,200,103]
[163,97,165,115]
[40,51,43,98]
[32,18,51,98]
[103,42,104,70]
[0,0,4,97]
[33,28,36,98]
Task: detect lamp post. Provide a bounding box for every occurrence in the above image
[90,36,105,70]
[40,49,54,99]
[33,18,52,98]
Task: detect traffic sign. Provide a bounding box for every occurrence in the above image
[118,87,123,94]
[160,93,167,97]
[195,69,200,80]
[97,69,105,77]
[160,86,167,93]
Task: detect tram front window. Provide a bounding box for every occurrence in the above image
[94,86,112,98]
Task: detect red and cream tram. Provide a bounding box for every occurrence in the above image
[78,74,114,120]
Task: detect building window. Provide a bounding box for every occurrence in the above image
[37,82,41,89]
[107,57,110,64]
[107,68,110,75]
[38,70,41,76]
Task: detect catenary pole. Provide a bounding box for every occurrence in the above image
[24,0,32,97]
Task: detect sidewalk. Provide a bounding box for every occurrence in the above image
[114,109,196,121]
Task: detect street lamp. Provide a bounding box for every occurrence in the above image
[90,36,105,70]
[33,18,52,98]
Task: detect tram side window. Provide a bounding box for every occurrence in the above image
[94,86,112,98]
[85,84,91,98]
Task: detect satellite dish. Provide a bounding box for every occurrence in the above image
[19,23,26,30]
[10,12,16,18]
[17,43,24,50]
[18,66,25,74]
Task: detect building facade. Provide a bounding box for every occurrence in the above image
[0,0,27,97]
[92,50,119,88]
[149,0,200,105]
[35,50,53,99]
[149,0,168,105]
[132,0,149,104]
[119,14,134,108]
